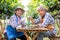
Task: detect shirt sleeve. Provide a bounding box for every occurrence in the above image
[34,16,41,24]
[21,21,26,27]
[9,17,20,28]
[20,17,26,27]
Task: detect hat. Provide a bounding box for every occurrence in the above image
[37,4,48,11]
[15,6,25,13]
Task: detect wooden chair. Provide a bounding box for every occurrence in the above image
[49,19,60,40]
[49,36,60,40]
[0,21,6,40]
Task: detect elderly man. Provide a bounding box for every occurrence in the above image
[4,7,27,40]
[28,4,56,40]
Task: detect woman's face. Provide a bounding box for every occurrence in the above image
[38,9,46,17]
[15,9,23,17]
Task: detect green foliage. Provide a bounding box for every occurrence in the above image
[27,0,40,19]
[42,0,60,17]
[0,0,24,19]
[27,0,60,18]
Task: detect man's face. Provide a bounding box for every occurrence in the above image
[15,9,23,17]
[38,9,46,17]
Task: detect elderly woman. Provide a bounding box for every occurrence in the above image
[28,4,56,40]
[4,7,27,40]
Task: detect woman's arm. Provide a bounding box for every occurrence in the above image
[9,17,21,28]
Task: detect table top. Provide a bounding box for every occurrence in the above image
[16,26,48,32]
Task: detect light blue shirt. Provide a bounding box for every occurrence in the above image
[9,14,26,28]
[5,14,26,40]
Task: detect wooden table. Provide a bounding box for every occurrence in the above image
[16,27,48,40]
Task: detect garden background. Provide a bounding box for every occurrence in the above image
[0,0,60,40]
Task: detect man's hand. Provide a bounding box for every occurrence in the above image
[28,17,33,20]
[28,17,34,24]
[45,25,54,31]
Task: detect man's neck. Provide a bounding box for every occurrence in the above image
[41,12,46,19]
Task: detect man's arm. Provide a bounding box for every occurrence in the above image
[34,16,41,24]
[28,16,41,24]
[38,14,51,27]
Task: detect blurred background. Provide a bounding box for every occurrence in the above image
[0,0,60,40]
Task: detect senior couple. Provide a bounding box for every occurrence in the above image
[4,5,56,40]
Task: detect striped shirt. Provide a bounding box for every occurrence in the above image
[34,12,56,34]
